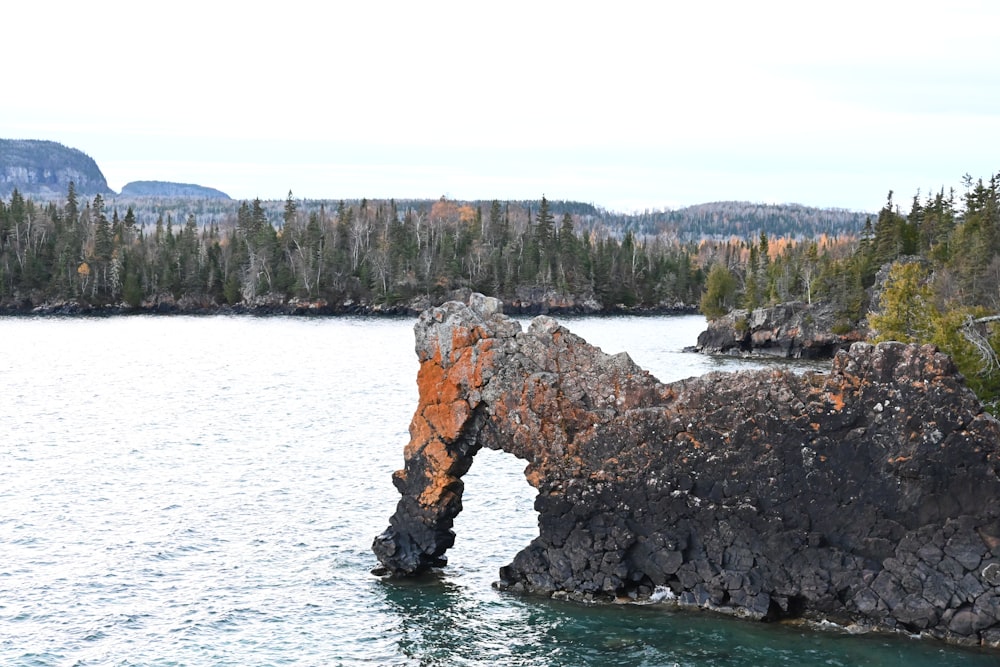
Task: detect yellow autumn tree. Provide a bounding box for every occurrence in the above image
[868,261,934,343]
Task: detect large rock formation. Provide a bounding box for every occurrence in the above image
[694,301,865,358]
[373,294,1000,647]
[0,139,113,198]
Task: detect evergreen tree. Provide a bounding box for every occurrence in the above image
[700,263,737,319]
[534,196,556,285]
[52,182,81,295]
[558,212,578,291]
[283,190,297,228]
[870,191,917,269]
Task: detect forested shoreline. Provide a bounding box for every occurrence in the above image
[700,173,1000,407]
[1,175,998,343]
[0,186,769,316]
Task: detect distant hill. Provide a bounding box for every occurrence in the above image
[120,180,231,199]
[590,200,872,240]
[0,139,113,198]
[0,138,871,240]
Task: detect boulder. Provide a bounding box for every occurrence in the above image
[694,301,864,358]
[373,294,1000,647]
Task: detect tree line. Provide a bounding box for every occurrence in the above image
[3,176,992,325]
[698,173,1000,407]
[0,186,706,312]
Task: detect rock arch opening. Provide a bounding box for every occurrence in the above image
[448,447,539,582]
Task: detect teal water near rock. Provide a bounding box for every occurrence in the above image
[0,315,995,666]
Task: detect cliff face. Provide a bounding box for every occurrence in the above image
[0,139,113,198]
[373,294,1000,647]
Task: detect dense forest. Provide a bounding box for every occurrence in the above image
[3,173,1000,403]
[67,197,868,244]
[2,173,995,321]
[0,187,711,313]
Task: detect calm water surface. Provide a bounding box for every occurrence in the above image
[0,314,995,666]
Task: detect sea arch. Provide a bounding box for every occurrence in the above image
[371,293,656,578]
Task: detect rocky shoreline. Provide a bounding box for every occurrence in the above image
[0,289,697,318]
[373,294,1000,649]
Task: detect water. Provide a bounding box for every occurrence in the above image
[0,314,995,666]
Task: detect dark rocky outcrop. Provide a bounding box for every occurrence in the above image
[373,293,1000,648]
[693,301,865,359]
[0,293,426,318]
[0,285,694,319]
[0,139,113,198]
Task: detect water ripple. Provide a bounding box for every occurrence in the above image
[0,315,996,666]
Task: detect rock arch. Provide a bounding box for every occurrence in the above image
[373,294,1000,647]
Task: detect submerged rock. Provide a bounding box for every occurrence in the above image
[373,293,1000,647]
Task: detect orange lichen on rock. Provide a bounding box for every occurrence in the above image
[419,471,459,506]
[825,390,846,411]
[416,352,460,404]
[423,400,471,442]
[448,328,477,363]
[421,439,458,474]
[410,343,492,445]
[404,412,432,457]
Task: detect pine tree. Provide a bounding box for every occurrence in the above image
[557,212,578,291]
[51,182,81,296]
[91,194,113,298]
[534,196,556,285]
[283,190,297,228]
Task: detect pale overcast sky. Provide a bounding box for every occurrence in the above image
[4,1,999,212]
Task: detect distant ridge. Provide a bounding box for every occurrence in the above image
[0,139,113,198]
[120,180,231,199]
[0,139,871,240]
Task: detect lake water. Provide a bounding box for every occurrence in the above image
[1,313,996,666]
